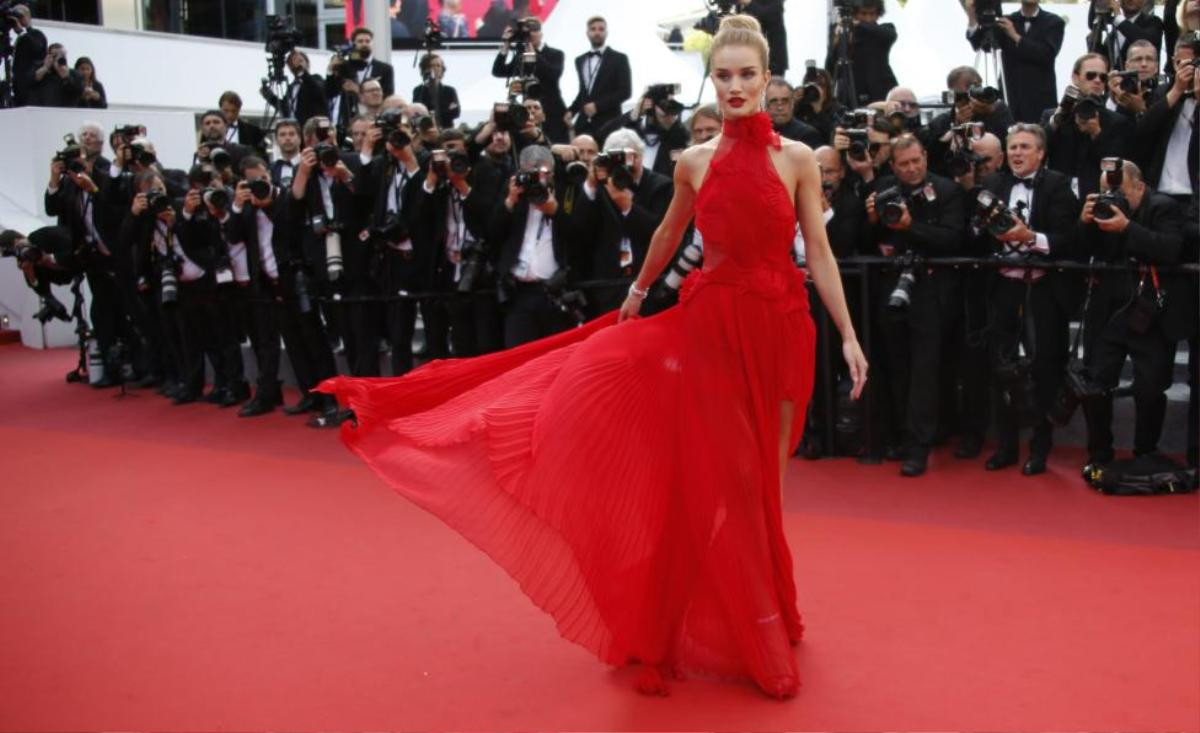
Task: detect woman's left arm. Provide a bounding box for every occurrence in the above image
[791,143,868,397]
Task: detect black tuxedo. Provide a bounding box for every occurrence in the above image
[568,47,632,138]
[489,198,578,347]
[1087,7,1166,68]
[492,45,568,143]
[980,168,1081,456]
[284,71,328,127]
[826,183,870,259]
[1136,90,1199,194]
[1041,104,1135,197]
[825,21,898,106]
[12,27,47,106]
[1080,190,1185,460]
[412,82,462,129]
[969,10,1065,123]
[573,169,673,315]
[743,0,788,75]
[359,58,395,97]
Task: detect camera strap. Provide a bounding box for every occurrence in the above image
[1136,263,1164,309]
[391,168,411,214]
[1069,256,1097,361]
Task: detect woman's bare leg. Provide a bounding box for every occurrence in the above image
[779,401,794,488]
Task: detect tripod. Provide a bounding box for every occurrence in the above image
[0,26,14,109]
[830,12,858,109]
[973,26,1008,104]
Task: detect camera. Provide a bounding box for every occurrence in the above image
[973,189,1020,238]
[208,146,232,170]
[967,85,1000,105]
[203,186,233,210]
[508,17,537,46]
[0,237,42,265]
[515,168,552,205]
[843,128,871,162]
[457,242,488,293]
[1112,69,1140,94]
[646,83,684,117]
[1093,190,1128,220]
[264,14,303,83]
[158,252,180,305]
[664,238,703,292]
[422,18,445,52]
[888,268,918,311]
[1053,85,1081,122]
[130,141,157,167]
[146,187,172,215]
[1091,0,1114,20]
[53,135,85,174]
[1073,94,1103,121]
[945,122,985,177]
[374,108,412,152]
[874,185,910,227]
[114,124,143,142]
[975,0,1002,27]
[411,114,436,135]
[593,149,635,191]
[314,142,340,168]
[430,149,470,179]
[334,43,369,78]
[493,101,530,134]
[942,89,968,107]
[247,178,272,200]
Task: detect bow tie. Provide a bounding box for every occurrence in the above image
[588,50,602,57]
[1015,176,1037,189]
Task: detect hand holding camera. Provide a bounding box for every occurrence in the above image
[605,178,633,214]
[298,147,318,172]
[234,181,253,209]
[131,192,149,216]
[184,189,202,215]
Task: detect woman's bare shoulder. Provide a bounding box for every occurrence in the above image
[675,139,721,188]
[780,138,817,166]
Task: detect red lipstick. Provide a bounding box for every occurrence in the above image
[728,98,745,108]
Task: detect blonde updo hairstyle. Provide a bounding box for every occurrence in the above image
[710,14,770,71]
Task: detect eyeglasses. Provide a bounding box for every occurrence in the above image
[1083,71,1109,83]
[766,97,792,107]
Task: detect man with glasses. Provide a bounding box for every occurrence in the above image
[765,79,824,148]
[965,0,1065,124]
[1042,53,1135,197]
[1110,40,1164,120]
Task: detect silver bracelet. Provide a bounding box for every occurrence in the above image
[628,282,649,299]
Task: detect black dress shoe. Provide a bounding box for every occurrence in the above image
[306,407,351,429]
[238,396,277,417]
[215,388,243,408]
[172,391,200,405]
[985,451,1018,471]
[884,444,906,462]
[283,394,320,415]
[954,434,983,459]
[1022,454,1048,476]
[203,389,225,404]
[900,453,928,477]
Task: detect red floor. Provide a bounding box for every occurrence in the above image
[1,344,1197,731]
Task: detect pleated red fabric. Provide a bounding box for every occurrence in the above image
[319,111,817,698]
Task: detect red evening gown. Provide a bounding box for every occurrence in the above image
[319,111,817,698]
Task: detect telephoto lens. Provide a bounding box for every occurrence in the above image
[160,262,179,305]
[887,270,917,311]
[210,147,232,170]
[325,231,343,281]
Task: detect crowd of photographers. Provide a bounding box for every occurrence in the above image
[2,0,1198,476]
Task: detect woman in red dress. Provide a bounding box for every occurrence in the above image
[320,14,868,700]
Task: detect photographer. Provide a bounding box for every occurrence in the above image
[357,111,428,377]
[832,109,895,196]
[739,0,789,75]
[347,27,395,96]
[966,0,1065,124]
[175,171,250,405]
[78,122,110,176]
[74,57,107,109]
[884,87,924,134]
[196,110,254,181]
[491,17,568,143]
[825,0,899,107]
[29,43,82,108]
[566,16,632,140]
[218,91,267,156]
[795,66,839,143]
[623,86,690,177]
[11,3,46,107]
[273,51,327,128]
[124,170,190,399]
[766,79,825,148]
[574,128,673,315]
[412,53,461,130]
[490,145,577,347]
[1042,53,1136,197]
[864,134,967,476]
[223,157,289,416]
[924,66,1016,177]
[0,226,79,331]
[416,129,502,358]
[269,119,305,190]
[976,123,1080,475]
[1088,0,1166,69]
[1136,35,1199,200]
[284,116,355,421]
[1077,159,1184,467]
[45,139,128,387]
[1109,40,1165,121]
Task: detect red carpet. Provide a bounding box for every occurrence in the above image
[1,345,1197,731]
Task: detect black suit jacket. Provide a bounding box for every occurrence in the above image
[29,68,83,108]
[492,45,568,143]
[362,58,395,97]
[292,157,364,281]
[285,71,328,127]
[359,153,429,291]
[869,173,967,257]
[826,182,870,259]
[77,80,108,109]
[1136,90,1199,194]
[969,10,1064,124]
[415,175,494,289]
[12,27,47,106]
[230,119,267,156]
[44,173,120,260]
[568,48,633,137]
[1041,105,1135,198]
[825,21,898,106]
[775,118,825,149]
[743,0,788,75]
[573,168,673,283]
[412,83,461,129]
[490,200,577,284]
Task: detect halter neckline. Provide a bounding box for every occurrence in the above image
[721,111,781,149]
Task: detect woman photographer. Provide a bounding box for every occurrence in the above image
[413,53,461,130]
[74,56,106,109]
[794,67,839,143]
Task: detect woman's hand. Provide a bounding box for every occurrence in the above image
[843,339,868,400]
[618,291,644,323]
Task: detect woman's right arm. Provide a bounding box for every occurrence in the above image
[618,148,700,321]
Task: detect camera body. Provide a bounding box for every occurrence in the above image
[874,185,911,226]
[374,108,412,152]
[975,0,1002,27]
[54,136,85,174]
[208,146,232,171]
[973,189,1020,239]
[844,128,871,162]
[203,186,234,211]
[493,101,530,133]
[313,142,340,168]
[515,168,552,205]
[645,83,683,117]
[0,238,43,265]
[264,15,303,83]
[146,187,172,215]
[1073,94,1104,122]
[371,212,409,244]
[1093,190,1129,220]
[247,179,272,200]
[594,149,636,191]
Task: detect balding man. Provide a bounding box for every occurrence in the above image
[885,87,923,133]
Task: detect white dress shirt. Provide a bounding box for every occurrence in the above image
[1157,98,1197,196]
[512,208,558,281]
